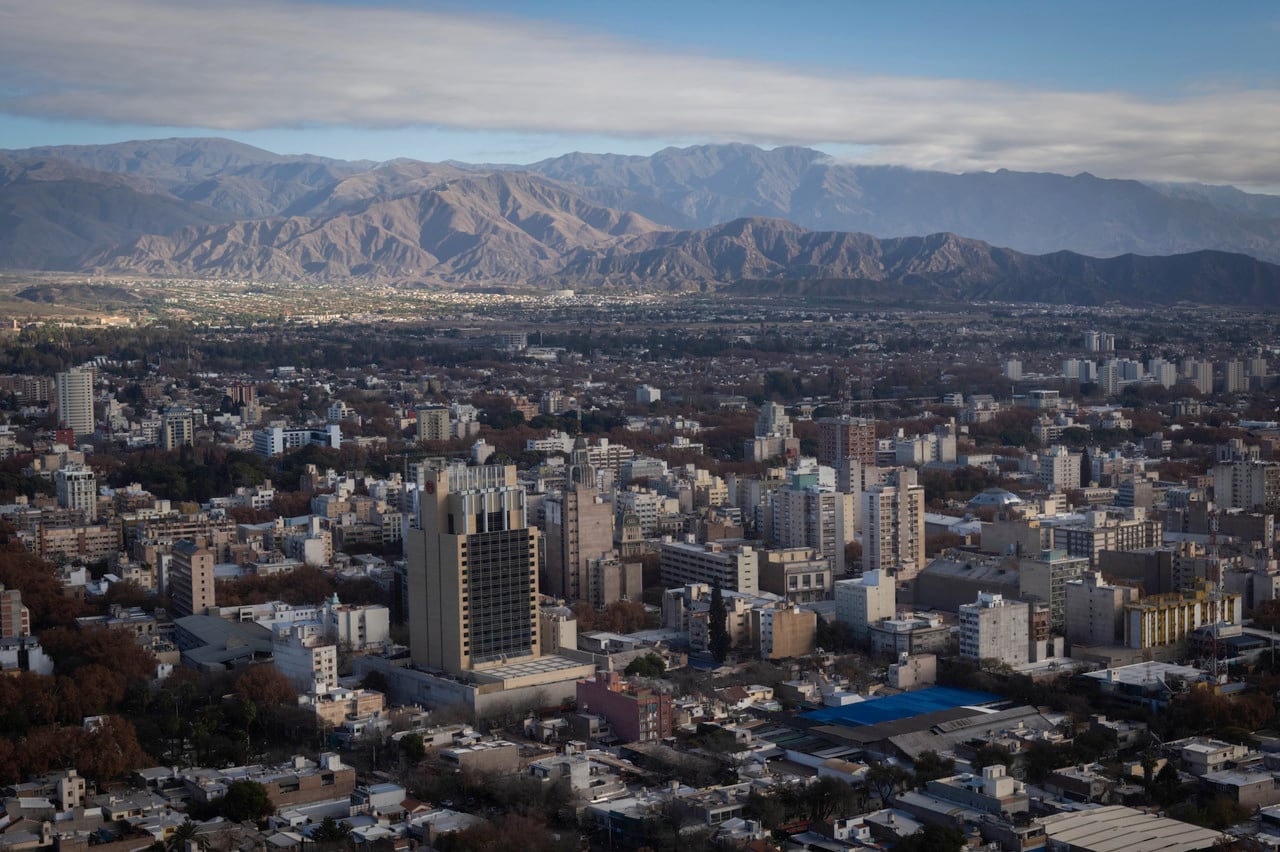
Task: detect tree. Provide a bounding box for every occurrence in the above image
[400,733,426,764]
[972,743,1015,770]
[624,653,666,678]
[218,779,274,823]
[311,817,353,851]
[911,750,956,785]
[803,776,859,822]
[708,583,730,664]
[894,824,966,852]
[866,763,912,805]
[1151,762,1183,809]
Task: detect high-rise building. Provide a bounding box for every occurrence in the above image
[1064,571,1136,648]
[1183,358,1213,395]
[416,406,450,443]
[770,480,852,576]
[544,483,615,604]
[406,464,540,674]
[755,402,794,439]
[834,569,896,640]
[1018,549,1087,629]
[55,464,97,522]
[861,471,925,579]
[660,539,758,595]
[56,367,94,439]
[160,406,195,450]
[0,584,31,638]
[818,416,876,467]
[170,539,216,618]
[1222,360,1246,394]
[1212,461,1280,512]
[959,592,1030,666]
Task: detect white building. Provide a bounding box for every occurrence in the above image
[959,592,1030,666]
[254,424,341,457]
[660,539,758,595]
[636,385,662,404]
[272,621,338,693]
[862,471,925,579]
[834,569,896,640]
[55,464,97,522]
[56,367,94,439]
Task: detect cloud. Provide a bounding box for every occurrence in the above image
[2,0,1279,188]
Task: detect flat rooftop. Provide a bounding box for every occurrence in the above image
[1039,805,1224,852]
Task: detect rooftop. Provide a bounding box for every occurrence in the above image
[1039,805,1225,852]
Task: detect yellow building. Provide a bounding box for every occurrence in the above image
[1123,580,1241,650]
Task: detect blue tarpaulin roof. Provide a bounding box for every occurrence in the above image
[800,686,1002,726]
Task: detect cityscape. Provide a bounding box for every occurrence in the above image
[3,2,1280,852]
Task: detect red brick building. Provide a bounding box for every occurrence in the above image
[576,672,672,743]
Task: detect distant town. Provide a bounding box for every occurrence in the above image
[2,291,1280,852]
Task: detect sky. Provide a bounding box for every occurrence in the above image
[1,0,1278,189]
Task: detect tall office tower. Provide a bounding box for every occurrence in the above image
[1003,360,1023,381]
[544,481,615,603]
[416,406,450,442]
[1222,360,1245,394]
[160,406,195,450]
[56,367,94,439]
[55,464,97,522]
[406,464,540,674]
[1098,360,1121,397]
[170,539,216,618]
[1082,331,1101,351]
[861,470,925,579]
[818,416,877,466]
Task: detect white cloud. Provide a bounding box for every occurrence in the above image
[2,0,1279,188]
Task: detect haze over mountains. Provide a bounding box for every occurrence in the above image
[2,137,1280,305]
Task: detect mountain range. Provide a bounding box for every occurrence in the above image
[2,137,1280,305]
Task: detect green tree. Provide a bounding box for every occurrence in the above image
[894,823,966,852]
[1151,762,1183,809]
[400,733,426,764]
[311,816,353,851]
[218,779,273,823]
[709,583,730,664]
[624,653,666,678]
[911,750,956,785]
[866,763,912,805]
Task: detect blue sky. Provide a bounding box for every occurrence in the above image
[1,0,1278,188]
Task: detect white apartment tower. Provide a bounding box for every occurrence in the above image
[55,464,97,522]
[834,569,896,640]
[959,592,1030,666]
[861,471,925,579]
[56,367,94,439]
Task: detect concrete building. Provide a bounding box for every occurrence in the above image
[660,539,758,595]
[416,406,450,443]
[159,406,196,450]
[544,483,615,604]
[834,569,896,640]
[959,592,1030,666]
[754,605,817,659]
[55,464,97,522]
[915,553,1022,613]
[56,367,94,439]
[576,672,673,743]
[759,547,833,605]
[1051,509,1164,567]
[1018,549,1088,629]
[862,471,925,579]
[1065,572,1138,648]
[272,621,339,693]
[169,539,215,618]
[1038,445,1082,491]
[1213,460,1280,512]
[770,479,852,577]
[1123,581,1242,651]
[406,463,539,674]
[817,416,876,466]
[254,424,341,457]
[0,584,30,638]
